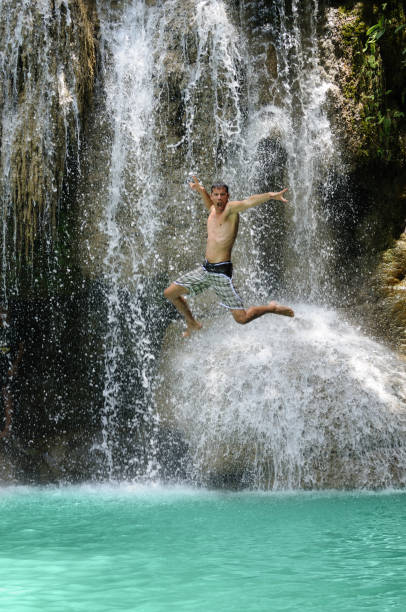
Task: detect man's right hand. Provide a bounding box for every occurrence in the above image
[189,176,204,192]
[189,176,213,211]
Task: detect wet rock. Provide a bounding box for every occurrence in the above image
[373,230,406,357]
[320,3,406,167]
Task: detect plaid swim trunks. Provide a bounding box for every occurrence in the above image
[174,261,244,310]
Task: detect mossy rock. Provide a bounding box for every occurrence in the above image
[374,230,406,356]
[324,2,406,167]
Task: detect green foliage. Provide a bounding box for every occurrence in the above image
[360,4,405,161]
[364,16,386,52]
[339,2,406,164]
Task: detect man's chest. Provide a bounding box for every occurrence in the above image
[207,214,234,239]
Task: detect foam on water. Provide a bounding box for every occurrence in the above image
[0,481,405,503]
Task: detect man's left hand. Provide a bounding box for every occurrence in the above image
[270,188,288,203]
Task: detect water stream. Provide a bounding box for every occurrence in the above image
[93,0,406,487]
[94,0,164,480]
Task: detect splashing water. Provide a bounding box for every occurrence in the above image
[158,306,406,489]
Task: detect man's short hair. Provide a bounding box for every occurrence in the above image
[211,182,229,194]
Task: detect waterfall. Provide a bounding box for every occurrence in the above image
[264,0,337,301]
[92,0,167,479]
[0,0,84,296]
[92,0,256,476]
[224,0,340,302]
[1,0,404,487]
[152,0,405,488]
[92,0,406,487]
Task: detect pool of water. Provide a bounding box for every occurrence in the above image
[0,485,405,611]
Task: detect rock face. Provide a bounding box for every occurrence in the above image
[373,230,406,356]
[318,2,406,356]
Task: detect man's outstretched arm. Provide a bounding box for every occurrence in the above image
[227,189,288,215]
[189,176,213,211]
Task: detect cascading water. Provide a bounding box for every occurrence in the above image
[0,0,83,294]
[0,1,101,481]
[154,0,405,488]
[2,0,405,488]
[159,308,406,489]
[79,0,406,487]
[222,0,340,302]
[93,0,255,476]
[93,0,168,479]
[262,0,338,300]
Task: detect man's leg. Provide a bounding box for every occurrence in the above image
[231,301,294,324]
[164,283,203,337]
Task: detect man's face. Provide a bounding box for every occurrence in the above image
[211,187,229,211]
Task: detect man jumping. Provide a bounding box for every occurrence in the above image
[164,176,294,337]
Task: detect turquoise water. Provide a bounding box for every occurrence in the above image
[0,485,405,611]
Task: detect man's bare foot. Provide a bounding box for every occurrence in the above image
[182,320,203,338]
[268,301,294,317]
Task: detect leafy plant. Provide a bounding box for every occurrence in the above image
[363,16,386,53]
[359,3,406,161]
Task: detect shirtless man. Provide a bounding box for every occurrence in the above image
[164,176,294,337]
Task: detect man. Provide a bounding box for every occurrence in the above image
[164,176,294,337]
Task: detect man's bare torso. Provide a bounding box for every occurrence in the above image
[205,205,239,263]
